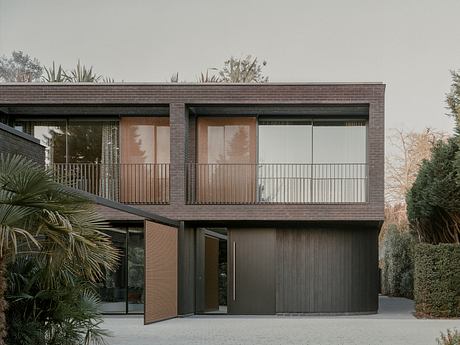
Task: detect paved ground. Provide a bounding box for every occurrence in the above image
[103,297,460,345]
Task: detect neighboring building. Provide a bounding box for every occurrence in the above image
[0,83,385,323]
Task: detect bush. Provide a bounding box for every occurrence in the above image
[414,243,460,317]
[437,329,460,345]
[381,225,415,299]
[6,255,109,345]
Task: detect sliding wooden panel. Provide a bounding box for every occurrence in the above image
[144,220,178,324]
[120,117,170,203]
[196,117,257,203]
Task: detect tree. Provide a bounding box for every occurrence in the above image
[386,128,447,206]
[446,70,460,131]
[198,55,268,83]
[0,154,119,344]
[218,55,268,83]
[0,51,42,82]
[407,138,460,244]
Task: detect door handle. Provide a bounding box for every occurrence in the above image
[233,240,236,301]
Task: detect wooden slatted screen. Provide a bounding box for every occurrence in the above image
[144,220,178,324]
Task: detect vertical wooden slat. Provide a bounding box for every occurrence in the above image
[144,221,178,324]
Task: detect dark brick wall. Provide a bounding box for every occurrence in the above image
[0,122,45,164]
[0,83,385,222]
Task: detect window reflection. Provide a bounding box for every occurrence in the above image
[98,226,145,314]
[257,118,367,203]
[197,117,257,203]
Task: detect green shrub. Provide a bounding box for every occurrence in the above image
[437,329,460,345]
[381,225,415,299]
[414,243,460,317]
[6,255,110,345]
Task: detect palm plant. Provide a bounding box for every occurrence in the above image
[42,62,69,82]
[197,68,220,83]
[65,60,102,83]
[0,154,119,344]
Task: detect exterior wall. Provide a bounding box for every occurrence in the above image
[0,122,45,164]
[276,225,379,314]
[0,83,385,223]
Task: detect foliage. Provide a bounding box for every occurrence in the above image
[218,55,268,83]
[42,60,113,83]
[437,329,460,345]
[43,62,68,82]
[386,128,447,206]
[197,69,220,83]
[0,51,43,82]
[414,243,460,318]
[198,55,268,83]
[170,72,179,83]
[446,70,460,132]
[6,256,109,345]
[0,154,119,344]
[407,138,460,244]
[381,225,415,299]
[66,60,102,83]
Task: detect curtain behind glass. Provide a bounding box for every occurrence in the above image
[101,122,120,200]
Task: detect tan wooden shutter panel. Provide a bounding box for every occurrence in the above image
[144,220,178,324]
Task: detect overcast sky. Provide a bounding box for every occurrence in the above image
[1,0,459,133]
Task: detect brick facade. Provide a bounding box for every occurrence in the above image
[0,83,385,223]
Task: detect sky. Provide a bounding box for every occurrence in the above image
[0,0,459,133]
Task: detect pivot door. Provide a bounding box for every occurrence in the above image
[228,228,276,315]
[144,221,178,324]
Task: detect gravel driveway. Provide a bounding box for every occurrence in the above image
[103,297,460,345]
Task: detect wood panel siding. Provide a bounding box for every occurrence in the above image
[276,226,379,314]
[228,228,276,315]
[144,221,178,324]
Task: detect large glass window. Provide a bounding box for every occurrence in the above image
[311,120,367,202]
[127,227,144,313]
[257,118,367,203]
[15,119,119,164]
[312,120,366,164]
[258,120,313,202]
[98,228,127,314]
[98,226,144,314]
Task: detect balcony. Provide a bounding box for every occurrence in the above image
[51,163,170,204]
[186,163,368,204]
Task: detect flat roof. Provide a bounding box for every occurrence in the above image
[0,82,384,86]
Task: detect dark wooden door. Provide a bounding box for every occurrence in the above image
[228,228,276,315]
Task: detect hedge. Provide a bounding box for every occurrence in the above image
[414,243,460,317]
[381,225,414,299]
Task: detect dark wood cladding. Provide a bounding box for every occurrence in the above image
[276,226,379,314]
[228,228,276,315]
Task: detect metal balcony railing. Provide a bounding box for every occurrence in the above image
[51,163,170,204]
[186,163,368,204]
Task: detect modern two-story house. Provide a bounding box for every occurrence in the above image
[0,82,384,323]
